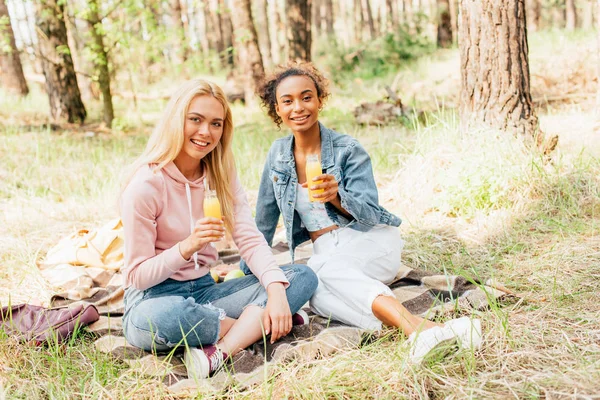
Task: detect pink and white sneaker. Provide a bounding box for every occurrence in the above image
[183,345,227,380]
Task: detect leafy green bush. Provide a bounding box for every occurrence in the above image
[316,21,434,84]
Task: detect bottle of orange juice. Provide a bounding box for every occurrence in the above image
[203,189,222,219]
[305,154,324,202]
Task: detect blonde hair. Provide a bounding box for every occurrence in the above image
[122,79,236,232]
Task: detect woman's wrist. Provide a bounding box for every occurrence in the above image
[266,282,286,296]
[178,238,194,260]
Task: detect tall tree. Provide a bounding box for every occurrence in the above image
[354,0,363,42]
[312,0,322,37]
[597,0,600,106]
[0,0,29,96]
[437,0,452,48]
[220,0,235,67]
[552,0,566,28]
[35,0,86,123]
[254,0,273,68]
[526,0,541,32]
[565,0,577,30]
[169,0,188,63]
[83,0,113,127]
[362,0,376,40]
[449,0,458,44]
[459,0,539,141]
[287,0,312,61]
[386,0,397,32]
[231,0,264,105]
[324,0,335,36]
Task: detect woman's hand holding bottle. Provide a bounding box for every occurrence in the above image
[179,217,225,260]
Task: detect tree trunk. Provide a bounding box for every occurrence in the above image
[86,0,114,127]
[169,0,188,63]
[362,0,376,40]
[437,0,452,47]
[386,0,398,32]
[286,0,312,62]
[35,0,86,123]
[403,0,413,24]
[459,0,539,141]
[324,0,335,36]
[597,0,600,106]
[354,0,363,42]
[581,0,593,30]
[208,0,226,67]
[449,0,458,44]
[254,0,273,68]
[220,0,235,68]
[565,0,577,30]
[552,1,566,29]
[231,0,264,105]
[0,0,29,96]
[312,0,322,38]
[526,0,541,32]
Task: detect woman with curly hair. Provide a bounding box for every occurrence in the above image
[241,63,482,363]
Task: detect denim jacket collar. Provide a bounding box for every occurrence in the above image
[280,122,335,170]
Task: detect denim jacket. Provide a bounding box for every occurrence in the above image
[241,122,401,269]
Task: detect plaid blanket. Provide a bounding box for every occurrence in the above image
[41,234,511,394]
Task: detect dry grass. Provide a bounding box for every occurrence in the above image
[1,30,600,399]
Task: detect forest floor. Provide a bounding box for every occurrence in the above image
[1,30,599,399]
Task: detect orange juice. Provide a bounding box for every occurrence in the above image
[305,154,323,202]
[203,190,222,219]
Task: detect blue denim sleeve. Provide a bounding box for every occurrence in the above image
[331,140,382,227]
[240,149,281,275]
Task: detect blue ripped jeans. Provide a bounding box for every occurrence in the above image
[122,264,317,352]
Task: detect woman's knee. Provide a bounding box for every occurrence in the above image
[126,296,222,350]
[284,264,318,294]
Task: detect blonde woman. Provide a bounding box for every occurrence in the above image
[120,79,317,379]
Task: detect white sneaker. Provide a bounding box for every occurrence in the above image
[183,345,226,380]
[407,325,457,364]
[407,318,482,364]
[444,317,482,351]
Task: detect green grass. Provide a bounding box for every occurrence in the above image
[1,30,600,399]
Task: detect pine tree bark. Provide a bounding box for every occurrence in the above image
[220,0,235,68]
[0,0,29,96]
[254,0,273,68]
[437,0,452,48]
[565,0,577,30]
[459,0,539,141]
[287,0,312,62]
[85,0,114,127]
[231,0,264,105]
[35,0,86,123]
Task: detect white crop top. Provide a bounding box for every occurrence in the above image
[295,184,336,232]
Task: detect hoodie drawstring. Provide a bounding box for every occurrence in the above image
[185,182,199,270]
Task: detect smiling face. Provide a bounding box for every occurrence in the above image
[275,75,322,134]
[175,95,225,168]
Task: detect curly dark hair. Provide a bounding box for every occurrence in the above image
[257,61,330,129]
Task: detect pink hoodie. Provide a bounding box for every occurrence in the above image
[120,162,289,291]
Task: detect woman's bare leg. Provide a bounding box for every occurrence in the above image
[217,305,264,356]
[372,295,441,336]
